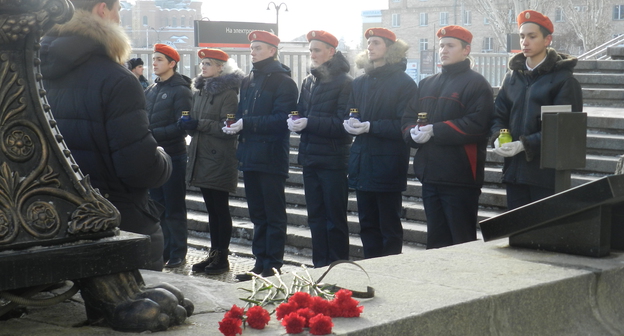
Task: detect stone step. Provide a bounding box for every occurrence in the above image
[187,209,426,259]
[582,88,624,107]
[575,59,624,73]
[574,73,624,88]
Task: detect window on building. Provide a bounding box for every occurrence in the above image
[172,17,177,27]
[420,13,428,26]
[615,5,624,20]
[420,38,428,51]
[483,37,493,52]
[392,0,401,2]
[392,13,401,27]
[165,17,169,26]
[463,10,472,25]
[555,8,565,22]
[484,16,490,24]
[143,15,148,26]
[181,16,186,27]
[440,12,449,25]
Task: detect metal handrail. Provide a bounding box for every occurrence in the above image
[578,35,624,60]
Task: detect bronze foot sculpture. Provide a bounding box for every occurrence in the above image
[77,270,194,332]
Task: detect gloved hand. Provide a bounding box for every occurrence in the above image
[177,118,198,130]
[492,140,525,157]
[343,118,370,135]
[493,138,500,149]
[410,124,433,143]
[222,118,243,135]
[287,117,308,132]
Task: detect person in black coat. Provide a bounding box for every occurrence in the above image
[144,44,192,268]
[223,31,298,280]
[402,26,494,249]
[128,57,149,89]
[40,3,171,271]
[491,10,583,209]
[290,30,353,268]
[343,28,417,259]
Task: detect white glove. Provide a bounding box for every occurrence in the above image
[492,140,524,157]
[410,124,433,144]
[287,117,308,132]
[494,138,500,149]
[343,119,370,135]
[222,118,243,135]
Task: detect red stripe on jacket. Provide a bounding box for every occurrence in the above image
[443,121,477,180]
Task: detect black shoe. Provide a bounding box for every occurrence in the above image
[164,258,184,268]
[261,268,281,278]
[235,266,263,282]
[192,249,216,272]
[204,250,230,275]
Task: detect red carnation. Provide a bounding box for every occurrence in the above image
[296,308,316,328]
[309,314,334,335]
[276,301,299,320]
[281,312,306,334]
[288,291,312,308]
[218,317,243,336]
[330,289,364,317]
[246,305,271,329]
[309,296,331,316]
[224,304,245,320]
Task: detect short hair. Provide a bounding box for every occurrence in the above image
[460,40,470,48]
[163,54,178,72]
[71,0,117,11]
[538,25,552,38]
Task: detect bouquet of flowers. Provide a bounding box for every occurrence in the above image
[218,265,366,335]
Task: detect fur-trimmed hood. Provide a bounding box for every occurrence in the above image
[41,10,132,80]
[508,48,578,75]
[355,38,410,72]
[193,69,245,95]
[310,51,350,82]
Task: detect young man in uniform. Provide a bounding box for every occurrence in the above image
[291,30,352,267]
[344,28,417,258]
[402,25,493,249]
[223,31,298,280]
[144,44,192,268]
[491,10,583,209]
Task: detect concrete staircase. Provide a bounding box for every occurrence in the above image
[575,60,624,107]
[186,105,623,261]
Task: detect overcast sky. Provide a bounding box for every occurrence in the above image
[201,0,388,47]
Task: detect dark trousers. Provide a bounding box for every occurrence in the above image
[356,190,403,259]
[200,188,232,251]
[243,171,287,271]
[303,166,350,267]
[150,153,188,261]
[506,183,555,210]
[422,183,480,249]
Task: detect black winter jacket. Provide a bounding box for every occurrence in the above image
[297,51,353,170]
[402,59,494,188]
[145,72,192,156]
[236,58,298,177]
[347,60,418,192]
[40,10,171,270]
[491,49,583,189]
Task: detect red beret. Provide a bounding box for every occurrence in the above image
[437,25,473,44]
[154,43,180,63]
[306,30,338,48]
[197,48,229,62]
[248,30,280,47]
[365,27,396,42]
[517,10,554,34]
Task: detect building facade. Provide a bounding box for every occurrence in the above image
[381,0,624,60]
[120,0,202,49]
